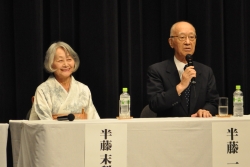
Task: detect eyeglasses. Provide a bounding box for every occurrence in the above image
[170,34,197,41]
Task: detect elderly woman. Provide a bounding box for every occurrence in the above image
[29,41,100,120]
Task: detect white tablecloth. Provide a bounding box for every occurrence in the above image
[9,116,250,167]
[0,124,9,167]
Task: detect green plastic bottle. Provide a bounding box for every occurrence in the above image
[233,85,243,117]
[119,88,130,118]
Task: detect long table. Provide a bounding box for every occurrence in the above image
[9,116,250,167]
[0,124,9,167]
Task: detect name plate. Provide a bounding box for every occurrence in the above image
[212,121,250,166]
[85,124,127,167]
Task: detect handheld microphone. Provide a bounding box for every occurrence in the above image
[185,54,196,85]
[57,114,75,121]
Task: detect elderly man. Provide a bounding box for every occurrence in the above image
[147,21,219,118]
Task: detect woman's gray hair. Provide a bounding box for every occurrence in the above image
[44,41,80,73]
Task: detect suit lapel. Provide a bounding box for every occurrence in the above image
[165,58,189,115]
[189,62,201,115]
[165,58,180,87]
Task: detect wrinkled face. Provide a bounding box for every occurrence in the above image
[168,22,196,61]
[52,47,75,79]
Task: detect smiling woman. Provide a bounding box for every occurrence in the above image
[29,41,100,120]
[52,47,75,92]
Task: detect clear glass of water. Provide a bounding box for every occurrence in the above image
[218,97,228,116]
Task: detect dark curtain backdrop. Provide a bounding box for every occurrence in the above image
[1,0,250,166]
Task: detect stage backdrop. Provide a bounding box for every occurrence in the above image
[1,1,250,166]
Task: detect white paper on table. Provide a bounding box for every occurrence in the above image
[212,121,250,167]
[85,124,127,167]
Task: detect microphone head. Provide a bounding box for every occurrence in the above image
[68,114,75,121]
[185,54,193,62]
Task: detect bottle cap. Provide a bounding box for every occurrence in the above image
[236,85,241,90]
[122,87,128,92]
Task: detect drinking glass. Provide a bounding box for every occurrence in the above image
[218,97,228,116]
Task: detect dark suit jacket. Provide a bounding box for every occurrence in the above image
[147,57,219,117]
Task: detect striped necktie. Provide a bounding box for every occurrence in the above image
[184,84,191,108]
[183,65,191,109]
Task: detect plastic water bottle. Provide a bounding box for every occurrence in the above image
[119,88,130,118]
[233,85,244,117]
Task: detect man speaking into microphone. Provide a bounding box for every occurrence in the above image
[147,21,219,118]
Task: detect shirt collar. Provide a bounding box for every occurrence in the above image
[174,56,186,79]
